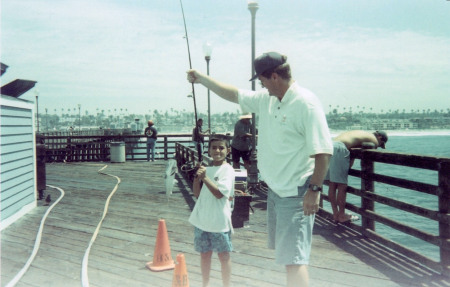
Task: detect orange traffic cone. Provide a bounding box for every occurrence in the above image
[146,219,175,271]
[172,253,189,287]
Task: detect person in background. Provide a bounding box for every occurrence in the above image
[189,136,235,287]
[144,120,157,162]
[192,118,210,156]
[231,113,253,170]
[327,130,388,223]
[187,51,333,287]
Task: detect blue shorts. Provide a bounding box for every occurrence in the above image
[325,141,350,184]
[194,227,233,253]
[267,181,315,265]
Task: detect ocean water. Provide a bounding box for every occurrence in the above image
[333,133,450,261]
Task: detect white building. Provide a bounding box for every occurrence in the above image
[0,63,39,230]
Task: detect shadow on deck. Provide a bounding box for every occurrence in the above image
[1,162,448,287]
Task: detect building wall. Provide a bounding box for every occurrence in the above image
[0,95,37,231]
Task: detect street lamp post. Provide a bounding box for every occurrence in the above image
[248,1,258,92]
[203,42,213,132]
[45,108,48,131]
[35,90,40,133]
[248,1,259,190]
[78,104,81,132]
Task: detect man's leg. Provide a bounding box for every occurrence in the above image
[150,140,156,161]
[286,264,309,287]
[242,150,252,170]
[328,182,339,221]
[231,147,240,169]
[146,143,150,161]
[243,159,251,170]
[336,183,350,222]
[269,185,314,287]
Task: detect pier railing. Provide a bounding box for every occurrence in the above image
[38,133,197,162]
[37,133,449,276]
[335,146,450,276]
[172,141,450,277]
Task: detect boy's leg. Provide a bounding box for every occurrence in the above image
[194,228,214,287]
[218,252,231,287]
[286,264,309,287]
[146,143,150,161]
[209,231,232,287]
[201,251,213,287]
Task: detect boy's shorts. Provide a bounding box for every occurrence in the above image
[194,227,233,253]
[267,181,315,265]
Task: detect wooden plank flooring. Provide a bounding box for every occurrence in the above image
[1,161,448,287]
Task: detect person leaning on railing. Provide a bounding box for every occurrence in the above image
[326,130,388,223]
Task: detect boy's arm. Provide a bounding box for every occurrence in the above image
[192,177,202,198]
[196,166,224,199]
[201,176,223,199]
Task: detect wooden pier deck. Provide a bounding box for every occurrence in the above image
[1,161,448,287]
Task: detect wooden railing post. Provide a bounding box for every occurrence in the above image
[164,136,168,160]
[438,161,450,277]
[361,143,375,232]
[67,136,73,162]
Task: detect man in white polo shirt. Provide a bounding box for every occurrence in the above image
[187,52,333,287]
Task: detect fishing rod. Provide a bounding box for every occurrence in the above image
[179,0,203,163]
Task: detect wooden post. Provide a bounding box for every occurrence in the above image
[438,161,450,277]
[67,137,72,162]
[361,142,375,232]
[164,136,168,160]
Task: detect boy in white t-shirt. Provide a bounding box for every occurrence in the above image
[189,137,235,287]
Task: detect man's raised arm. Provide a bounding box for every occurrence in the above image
[187,69,239,104]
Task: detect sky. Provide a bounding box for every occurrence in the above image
[1,0,449,117]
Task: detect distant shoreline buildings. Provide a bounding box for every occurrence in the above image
[37,107,449,134]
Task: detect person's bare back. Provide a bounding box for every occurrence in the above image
[334,130,379,149]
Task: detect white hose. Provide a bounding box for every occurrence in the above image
[5,185,65,287]
[81,165,121,287]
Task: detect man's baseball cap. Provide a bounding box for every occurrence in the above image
[375,130,388,149]
[249,52,284,81]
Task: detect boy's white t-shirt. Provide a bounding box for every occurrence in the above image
[189,163,235,233]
